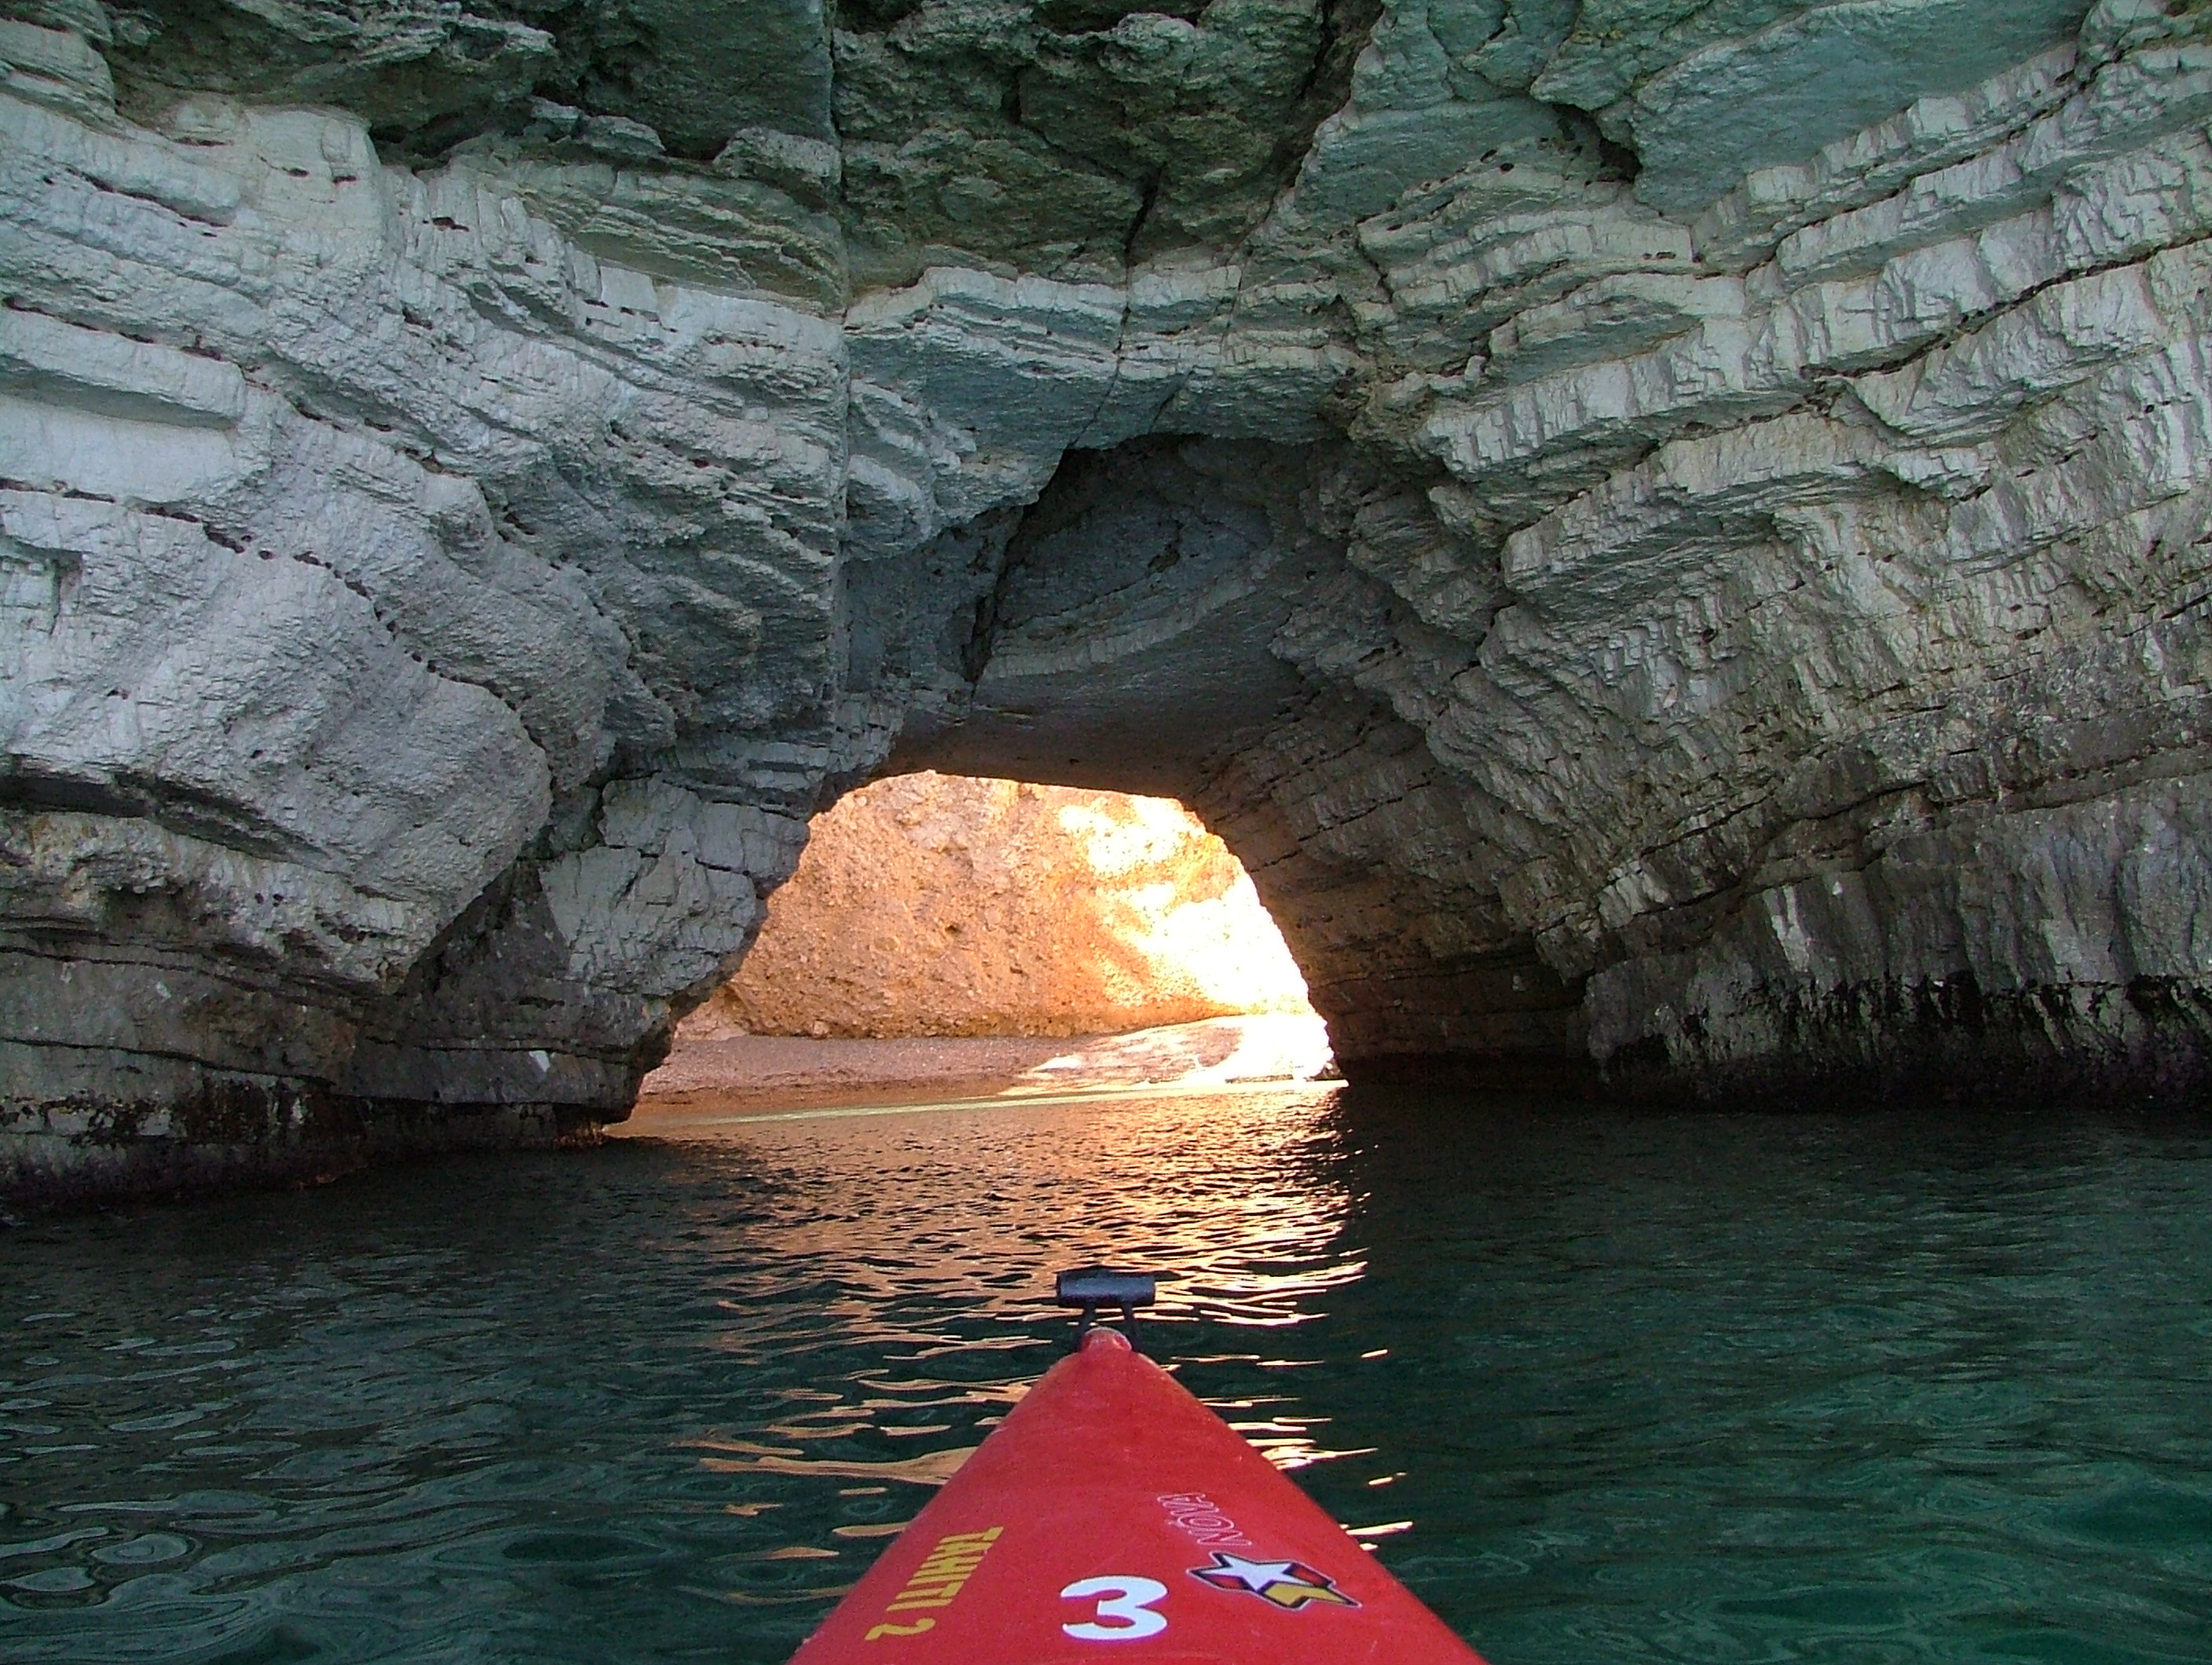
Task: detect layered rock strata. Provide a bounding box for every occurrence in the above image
[5,0,2212,1193]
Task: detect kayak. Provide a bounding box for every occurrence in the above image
[787,1271,1487,1664]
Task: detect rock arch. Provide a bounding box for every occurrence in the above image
[880,437,1588,1083]
[9,0,2212,1197]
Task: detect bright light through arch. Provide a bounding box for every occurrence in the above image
[691,770,1316,1041]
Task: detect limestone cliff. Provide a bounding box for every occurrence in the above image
[690,771,1313,1040]
[6,0,2212,1194]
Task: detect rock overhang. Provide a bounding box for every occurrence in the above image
[7,0,2212,1196]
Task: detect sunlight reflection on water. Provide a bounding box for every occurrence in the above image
[4,1088,2211,1664]
[1,1089,1368,1663]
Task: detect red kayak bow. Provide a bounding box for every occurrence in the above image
[789,1272,1486,1665]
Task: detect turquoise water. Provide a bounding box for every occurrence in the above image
[5,1088,2212,1663]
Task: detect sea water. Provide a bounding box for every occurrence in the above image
[4,1088,2210,1663]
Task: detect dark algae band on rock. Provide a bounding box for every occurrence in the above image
[13,2,2212,1193]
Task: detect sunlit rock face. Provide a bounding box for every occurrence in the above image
[688,771,1313,1039]
[7,0,2212,1192]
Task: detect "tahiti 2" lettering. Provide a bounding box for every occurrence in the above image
[864,1526,1004,1641]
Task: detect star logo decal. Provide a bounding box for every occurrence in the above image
[1188,1550,1358,1611]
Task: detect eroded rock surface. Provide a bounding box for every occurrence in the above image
[6,0,2212,1193]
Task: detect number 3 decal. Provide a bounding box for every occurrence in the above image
[1060,1575,1169,1641]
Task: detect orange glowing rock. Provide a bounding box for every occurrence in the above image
[690,772,1314,1041]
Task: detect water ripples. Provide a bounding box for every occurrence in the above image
[3,1089,2210,1663]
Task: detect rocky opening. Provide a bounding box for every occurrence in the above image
[9,1,2212,1202]
[682,771,1316,1043]
[633,770,1335,1114]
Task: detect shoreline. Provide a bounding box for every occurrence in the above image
[622,1014,1336,1130]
